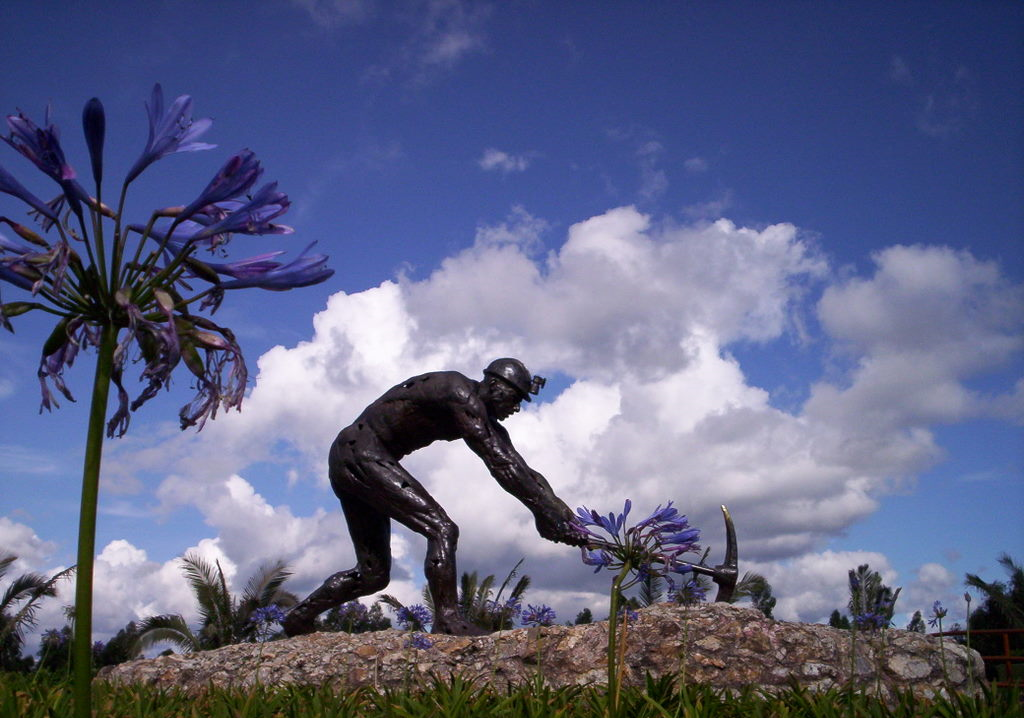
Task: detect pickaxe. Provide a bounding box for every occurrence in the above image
[581,504,739,602]
[679,505,738,602]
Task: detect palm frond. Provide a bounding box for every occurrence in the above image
[508,575,531,603]
[458,572,478,617]
[967,554,1024,628]
[638,573,663,607]
[420,584,435,614]
[731,571,770,602]
[477,574,496,599]
[1,572,53,612]
[134,614,202,655]
[0,565,75,645]
[0,552,16,583]
[179,553,233,639]
[241,559,293,607]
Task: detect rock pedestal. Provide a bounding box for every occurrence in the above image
[99,603,985,700]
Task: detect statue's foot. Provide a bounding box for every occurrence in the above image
[282,607,316,637]
[432,614,490,637]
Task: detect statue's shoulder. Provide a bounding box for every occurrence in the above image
[393,370,477,402]
[433,371,478,402]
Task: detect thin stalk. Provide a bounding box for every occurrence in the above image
[606,561,630,717]
[110,182,130,288]
[71,323,117,718]
[964,594,974,694]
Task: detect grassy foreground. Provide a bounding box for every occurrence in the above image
[1,672,1020,718]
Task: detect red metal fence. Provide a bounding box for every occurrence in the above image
[932,627,1024,688]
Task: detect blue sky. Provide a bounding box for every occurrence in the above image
[1,1,1021,647]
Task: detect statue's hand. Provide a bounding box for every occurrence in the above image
[536,510,589,547]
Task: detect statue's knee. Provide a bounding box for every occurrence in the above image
[358,556,391,593]
[363,570,390,593]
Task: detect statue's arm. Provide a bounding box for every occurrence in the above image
[458,407,584,546]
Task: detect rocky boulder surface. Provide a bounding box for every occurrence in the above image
[99,603,984,700]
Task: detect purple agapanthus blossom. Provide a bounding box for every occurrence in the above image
[927,600,947,628]
[617,606,639,622]
[668,576,708,605]
[179,149,262,221]
[189,182,290,243]
[521,603,556,627]
[853,611,888,631]
[486,596,523,620]
[0,162,59,220]
[337,601,370,621]
[5,109,75,181]
[250,604,287,626]
[574,500,700,594]
[395,604,433,631]
[0,85,334,436]
[4,108,92,222]
[125,84,215,183]
[406,632,433,650]
[249,604,286,643]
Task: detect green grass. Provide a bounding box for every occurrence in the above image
[1,672,1020,718]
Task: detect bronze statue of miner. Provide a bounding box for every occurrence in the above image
[283,358,587,637]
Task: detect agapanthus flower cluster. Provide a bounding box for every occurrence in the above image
[249,604,287,627]
[395,603,433,632]
[0,84,333,436]
[248,604,287,642]
[482,595,522,628]
[616,606,639,623]
[574,500,701,592]
[520,603,556,627]
[405,632,433,650]
[335,600,369,624]
[40,627,70,650]
[927,600,948,629]
[852,608,890,631]
[668,576,708,605]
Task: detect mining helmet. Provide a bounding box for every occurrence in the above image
[483,358,545,402]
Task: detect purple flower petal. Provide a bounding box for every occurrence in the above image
[190,182,291,243]
[4,107,77,182]
[179,149,262,221]
[219,242,333,291]
[125,84,215,184]
[0,162,59,220]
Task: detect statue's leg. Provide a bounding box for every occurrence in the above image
[282,492,391,637]
[341,457,487,636]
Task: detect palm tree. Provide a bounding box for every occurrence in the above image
[729,571,776,618]
[0,552,75,671]
[965,553,1023,681]
[847,563,901,629]
[966,553,1024,629]
[134,552,296,655]
[421,560,532,631]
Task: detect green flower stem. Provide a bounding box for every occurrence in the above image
[606,560,630,716]
[71,323,117,718]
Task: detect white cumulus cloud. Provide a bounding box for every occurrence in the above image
[36,206,1019,636]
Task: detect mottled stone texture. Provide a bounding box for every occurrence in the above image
[98,603,984,700]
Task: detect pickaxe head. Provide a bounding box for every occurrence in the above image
[665,504,738,602]
[710,504,738,602]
